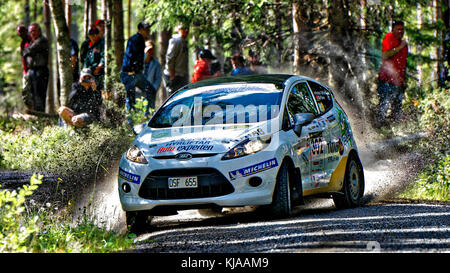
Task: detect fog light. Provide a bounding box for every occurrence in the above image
[249,177,262,187]
[122,183,131,193]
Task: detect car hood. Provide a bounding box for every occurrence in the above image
[134,121,274,155]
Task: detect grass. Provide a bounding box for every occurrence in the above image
[391,85,450,202]
[398,153,449,202]
[0,174,136,252]
[0,102,149,252]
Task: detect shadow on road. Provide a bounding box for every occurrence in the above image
[133,203,450,253]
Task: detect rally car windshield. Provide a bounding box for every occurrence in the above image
[149,83,284,128]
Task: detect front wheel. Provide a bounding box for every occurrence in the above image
[126,211,152,233]
[333,154,365,209]
[268,162,292,218]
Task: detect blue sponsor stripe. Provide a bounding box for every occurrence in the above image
[228,158,279,180]
[119,168,141,184]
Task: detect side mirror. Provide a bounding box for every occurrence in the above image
[132,123,146,135]
[293,113,315,135]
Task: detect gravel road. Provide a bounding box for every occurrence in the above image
[126,133,449,253]
[1,128,448,253]
[132,201,449,253]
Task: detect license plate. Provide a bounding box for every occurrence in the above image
[168,176,198,189]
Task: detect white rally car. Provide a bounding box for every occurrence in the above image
[118,74,364,232]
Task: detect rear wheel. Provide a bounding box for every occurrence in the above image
[333,154,365,209]
[126,211,152,233]
[268,162,292,218]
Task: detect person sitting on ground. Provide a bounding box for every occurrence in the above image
[192,49,221,83]
[231,54,253,76]
[58,68,103,128]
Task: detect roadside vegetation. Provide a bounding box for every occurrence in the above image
[0,101,145,252]
[395,86,449,201]
[0,0,449,252]
[0,174,135,252]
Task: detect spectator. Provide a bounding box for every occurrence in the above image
[231,54,253,76]
[17,25,30,75]
[79,35,90,69]
[79,20,105,70]
[120,22,156,114]
[192,49,221,83]
[17,24,32,110]
[376,20,408,127]
[143,40,162,92]
[83,28,105,92]
[210,59,222,76]
[70,38,79,83]
[163,24,189,95]
[94,19,105,38]
[58,68,102,128]
[248,49,268,74]
[22,23,49,113]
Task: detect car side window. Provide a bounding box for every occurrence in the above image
[287,83,318,117]
[307,81,333,114]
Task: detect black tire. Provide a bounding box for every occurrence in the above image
[333,154,365,209]
[126,211,152,233]
[268,162,292,218]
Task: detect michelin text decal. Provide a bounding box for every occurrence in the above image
[229,158,278,180]
[119,168,141,184]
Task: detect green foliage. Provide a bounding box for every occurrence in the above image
[0,174,41,252]
[128,97,154,126]
[399,154,449,201]
[397,85,450,201]
[0,174,134,252]
[0,117,133,173]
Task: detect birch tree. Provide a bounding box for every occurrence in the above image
[48,0,72,106]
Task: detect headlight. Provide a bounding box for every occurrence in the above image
[222,137,270,160]
[126,145,148,164]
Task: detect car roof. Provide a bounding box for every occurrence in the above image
[184,74,308,90]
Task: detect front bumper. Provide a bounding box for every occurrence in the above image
[118,152,280,212]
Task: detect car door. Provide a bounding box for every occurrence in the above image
[306,80,338,187]
[285,81,320,191]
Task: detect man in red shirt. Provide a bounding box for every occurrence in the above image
[377,20,408,127]
[192,49,221,83]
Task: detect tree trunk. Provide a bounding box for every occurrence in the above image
[435,0,443,81]
[84,0,90,38]
[33,0,37,22]
[43,0,56,114]
[127,0,131,39]
[274,0,283,69]
[103,0,113,95]
[49,0,73,106]
[292,0,318,77]
[65,0,71,29]
[24,0,30,26]
[158,28,172,105]
[90,0,98,27]
[113,0,124,71]
[292,0,307,75]
[112,0,125,106]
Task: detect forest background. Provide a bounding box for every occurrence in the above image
[0,0,447,115]
[0,0,448,252]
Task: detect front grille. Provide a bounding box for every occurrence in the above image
[138,168,234,200]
